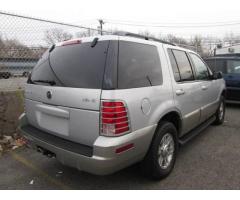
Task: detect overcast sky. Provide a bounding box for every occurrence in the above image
[1,0,240,39]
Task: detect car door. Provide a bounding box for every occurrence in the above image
[224,59,240,101]
[167,49,201,136]
[189,53,219,123]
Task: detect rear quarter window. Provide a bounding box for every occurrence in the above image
[172,49,194,81]
[167,49,181,82]
[118,41,162,89]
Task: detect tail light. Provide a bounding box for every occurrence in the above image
[100,100,131,136]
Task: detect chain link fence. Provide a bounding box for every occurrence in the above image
[0,11,215,139]
[0,11,111,91]
[0,11,112,138]
[0,11,202,91]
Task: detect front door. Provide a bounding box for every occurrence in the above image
[189,53,219,123]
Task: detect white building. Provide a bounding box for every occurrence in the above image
[216,44,240,55]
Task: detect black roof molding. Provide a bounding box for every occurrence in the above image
[113,31,176,46]
[215,53,240,57]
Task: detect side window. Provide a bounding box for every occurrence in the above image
[190,53,209,80]
[216,60,227,74]
[167,49,181,82]
[118,41,162,89]
[205,59,227,74]
[172,49,194,81]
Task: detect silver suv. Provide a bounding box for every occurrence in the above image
[19,32,226,179]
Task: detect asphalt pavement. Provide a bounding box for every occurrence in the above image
[0,104,240,189]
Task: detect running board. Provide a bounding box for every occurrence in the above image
[178,116,216,145]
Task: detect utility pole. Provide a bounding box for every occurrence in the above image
[98,19,104,35]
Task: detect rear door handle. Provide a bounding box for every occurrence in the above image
[201,85,208,90]
[176,89,185,96]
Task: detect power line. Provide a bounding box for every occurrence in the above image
[0,10,111,34]
[104,18,240,25]
[105,20,240,28]
[70,19,97,24]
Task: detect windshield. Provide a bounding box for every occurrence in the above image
[30,40,110,89]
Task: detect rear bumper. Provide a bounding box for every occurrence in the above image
[19,113,156,175]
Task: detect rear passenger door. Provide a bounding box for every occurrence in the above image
[167,49,201,135]
[189,53,219,122]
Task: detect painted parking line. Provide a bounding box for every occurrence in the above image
[10,151,71,190]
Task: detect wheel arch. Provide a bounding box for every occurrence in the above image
[221,89,226,98]
[157,111,182,137]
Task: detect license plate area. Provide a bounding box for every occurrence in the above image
[37,112,69,136]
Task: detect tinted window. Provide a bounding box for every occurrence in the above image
[190,53,209,80]
[167,49,181,82]
[227,60,240,74]
[118,41,162,89]
[31,41,109,89]
[204,60,215,71]
[172,50,194,81]
[205,59,227,74]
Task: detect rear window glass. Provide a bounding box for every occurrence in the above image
[31,41,109,89]
[118,41,162,89]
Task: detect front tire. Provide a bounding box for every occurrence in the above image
[214,96,225,125]
[142,121,178,180]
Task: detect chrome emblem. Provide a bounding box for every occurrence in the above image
[46,91,52,99]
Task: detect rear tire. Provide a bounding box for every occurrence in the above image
[213,96,225,125]
[3,73,10,79]
[23,72,29,77]
[141,121,178,180]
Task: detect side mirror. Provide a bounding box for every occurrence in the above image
[212,71,223,80]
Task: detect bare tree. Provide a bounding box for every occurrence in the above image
[138,30,155,38]
[0,34,4,48]
[223,32,240,46]
[189,35,203,55]
[0,36,37,59]
[75,29,98,38]
[44,28,73,45]
[165,34,188,46]
[3,39,35,58]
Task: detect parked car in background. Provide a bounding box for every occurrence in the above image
[0,70,11,79]
[0,57,37,79]
[205,56,240,102]
[19,32,226,180]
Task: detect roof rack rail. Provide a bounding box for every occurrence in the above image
[113,31,176,46]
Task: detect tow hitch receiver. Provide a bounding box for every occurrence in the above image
[37,146,56,158]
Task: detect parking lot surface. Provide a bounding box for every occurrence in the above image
[0,105,240,189]
[0,78,27,91]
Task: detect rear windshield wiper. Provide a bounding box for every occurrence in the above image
[32,80,56,86]
[91,37,99,47]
